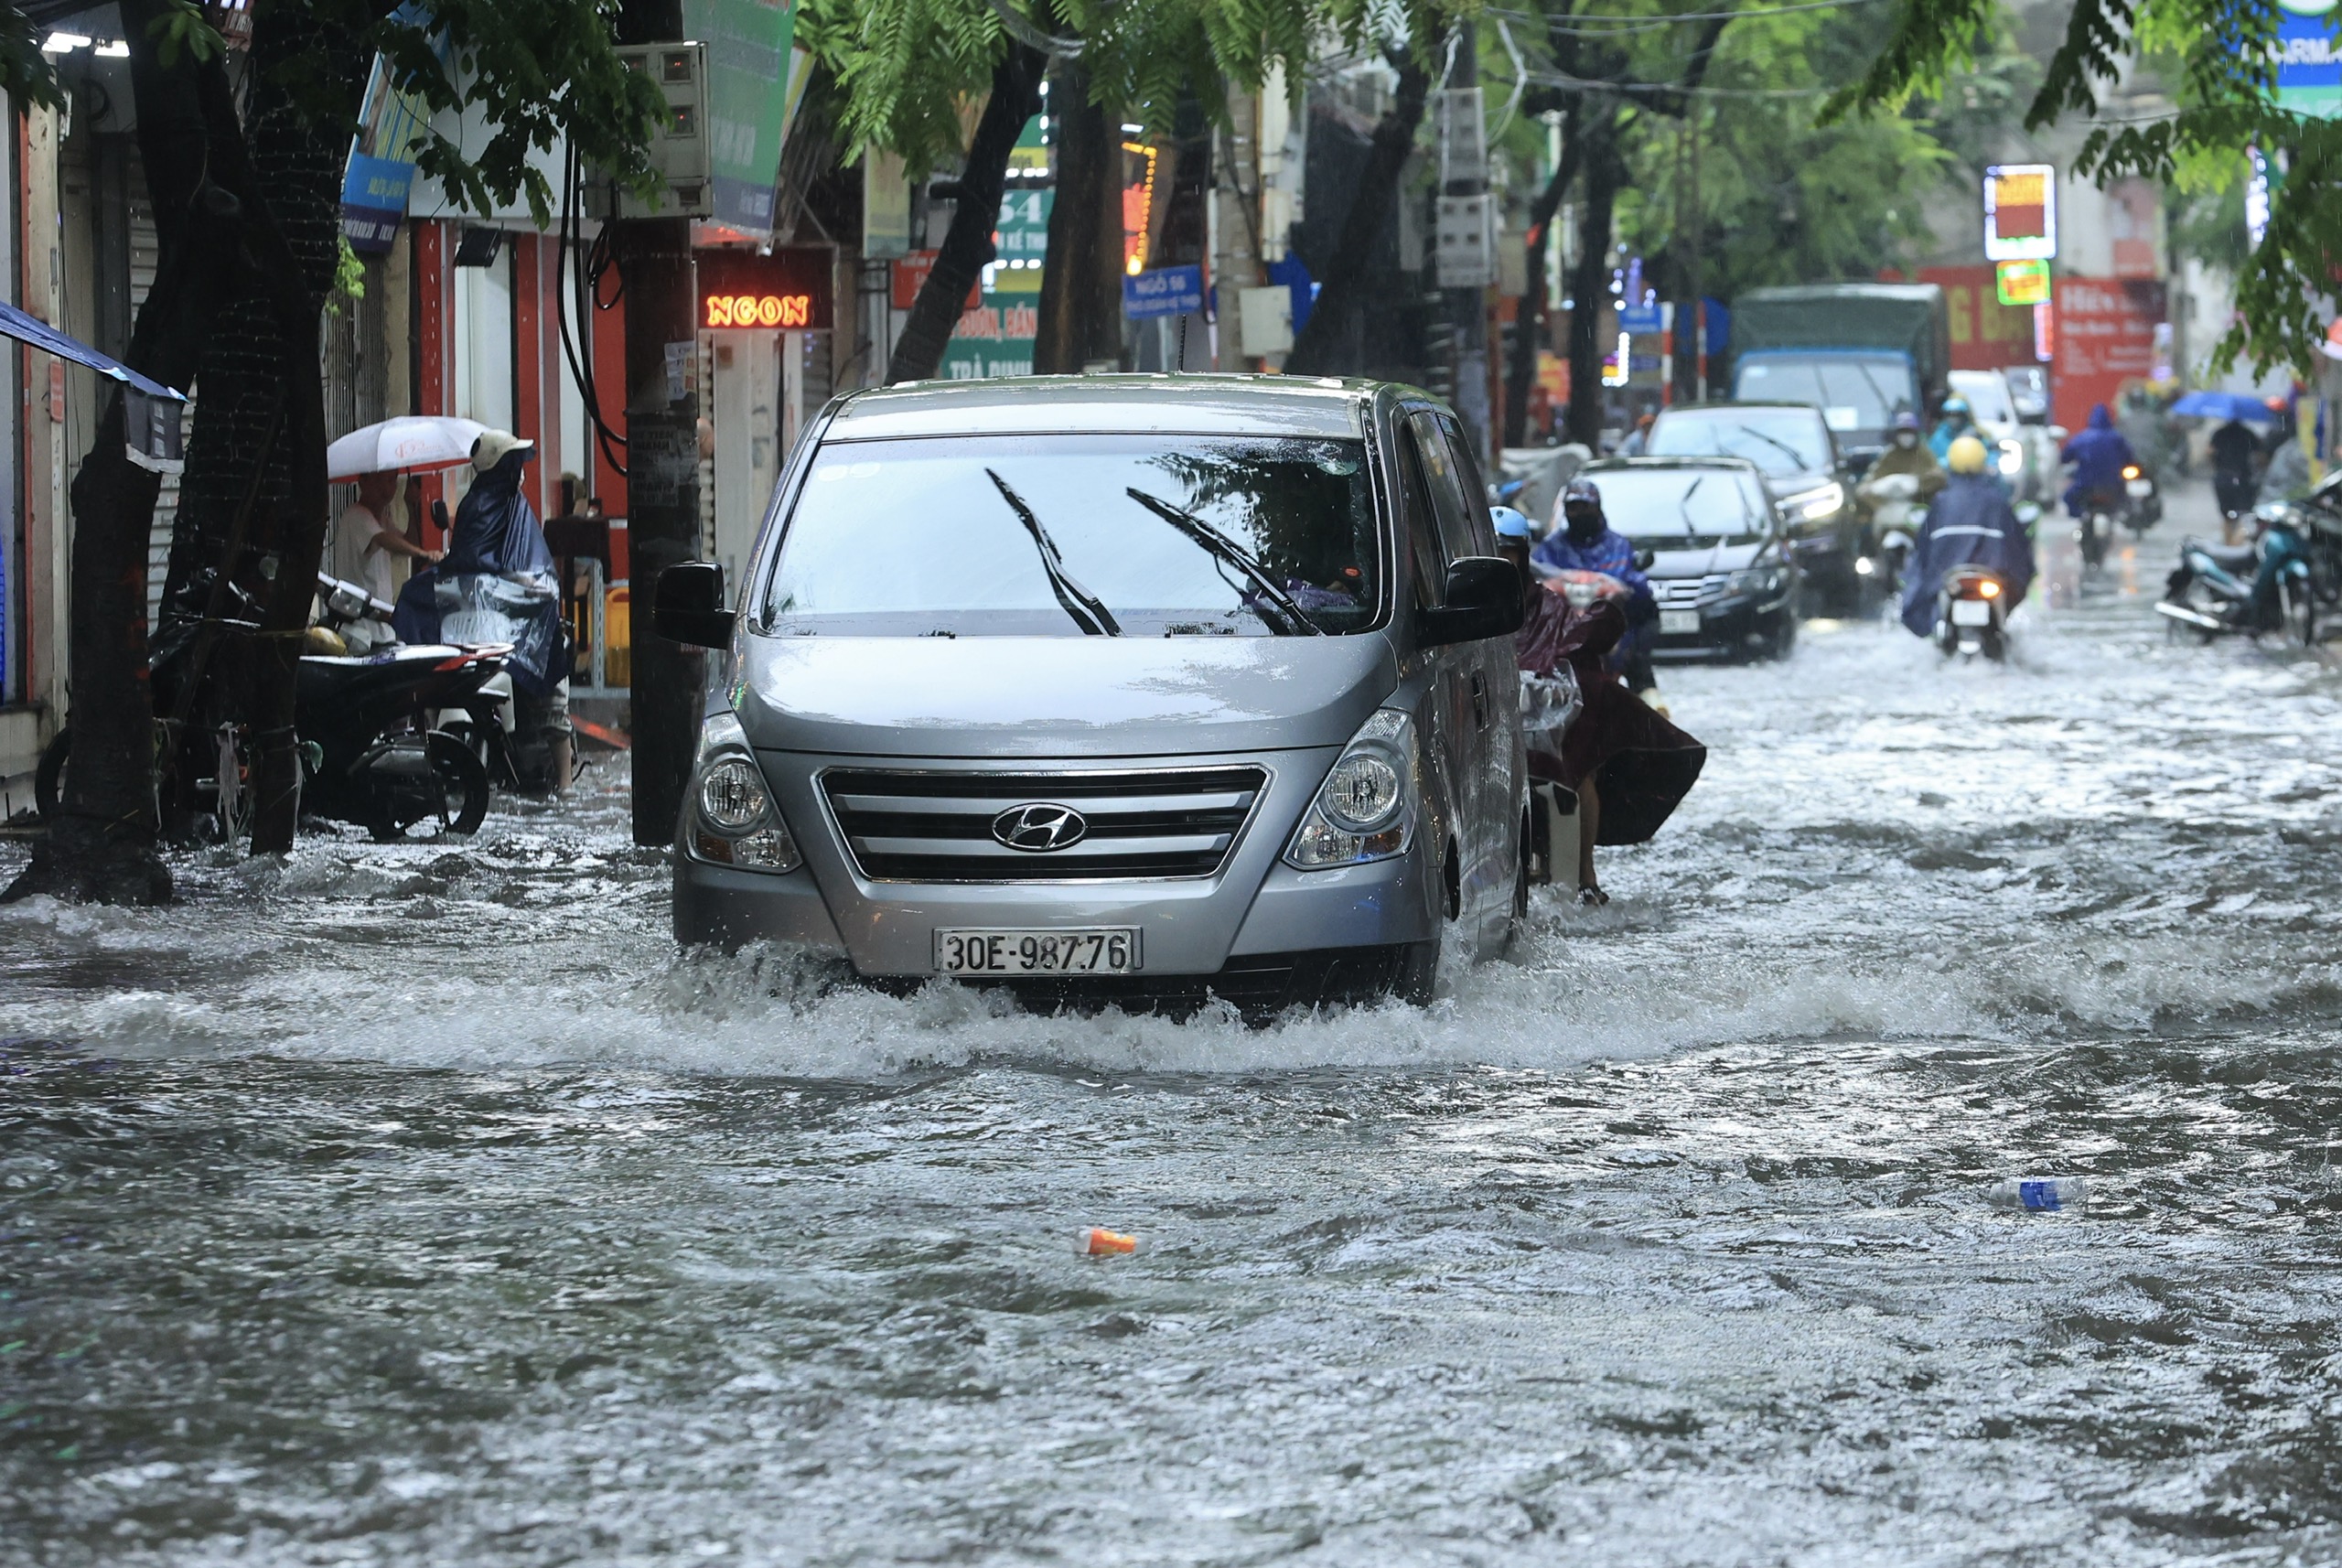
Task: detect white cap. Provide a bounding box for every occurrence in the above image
[470,429,536,473]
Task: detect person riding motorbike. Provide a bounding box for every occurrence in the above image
[2208,415,2262,532]
[1533,478,1660,698]
[2059,403,2136,526]
[1900,436,2036,638]
[1859,412,1946,514]
[1928,397,1976,463]
[1498,508,1705,904]
[394,431,575,793]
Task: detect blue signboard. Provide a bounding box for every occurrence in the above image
[2275,3,2341,116]
[1123,264,1204,321]
[1618,302,1665,335]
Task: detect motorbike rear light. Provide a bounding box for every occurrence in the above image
[1979,580,2002,598]
[2122,465,2141,480]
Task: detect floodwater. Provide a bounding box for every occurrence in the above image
[5,481,2341,1566]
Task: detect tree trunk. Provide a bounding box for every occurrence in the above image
[2,0,244,905]
[1031,59,1127,373]
[1503,108,1581,448]
[1284,56,1431,377]
[886,44,1045,383]
[1564,118,1623,449]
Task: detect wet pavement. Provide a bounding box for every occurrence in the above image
[5,478,2341,1565]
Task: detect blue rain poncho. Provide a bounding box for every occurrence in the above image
[1899,472,2036,637]
[392,453,567,694]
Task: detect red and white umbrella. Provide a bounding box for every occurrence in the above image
[326,414,488,480]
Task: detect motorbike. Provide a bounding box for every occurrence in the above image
[2072,485,2119,569]
[1935,564,2010,661]
[2157,502,2336,648]
[38,572,507,843]
[2119,463,2162,536]
[1857,471,1928,592]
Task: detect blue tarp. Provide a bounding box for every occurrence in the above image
[0,298,185,402]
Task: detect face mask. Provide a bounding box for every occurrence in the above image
[1565,510,1603,543]
[1895,432,1917,449]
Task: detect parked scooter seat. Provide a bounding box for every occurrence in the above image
[2183,538,2258,573]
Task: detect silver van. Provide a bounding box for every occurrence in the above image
[656,376,1527,1014]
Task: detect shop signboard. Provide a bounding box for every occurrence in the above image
[682,0,800,235]
[697,247,833,331]
[339,4,438,253]
[2275,0,2341,116]
[940,181,1047,380]
[1983,164,2056,261]
[2051,276,2163,430]
[1995,259,2051,306]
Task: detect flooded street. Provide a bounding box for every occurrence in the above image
[6,482,2341,1566]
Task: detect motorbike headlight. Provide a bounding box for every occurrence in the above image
[1785,481,1843,521]
[1285,710,1420,869]
[687,711,801,872]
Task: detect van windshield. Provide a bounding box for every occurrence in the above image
[759,435,1382,637]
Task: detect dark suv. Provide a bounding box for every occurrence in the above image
[1647,402,1865,615]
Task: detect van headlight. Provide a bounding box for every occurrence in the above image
[687,711,801,872]
[1784,481,1843,521]
[1285,709,1419,869]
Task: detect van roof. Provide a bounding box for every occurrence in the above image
[822,373,1380,441]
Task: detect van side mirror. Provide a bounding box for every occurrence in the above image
[653,561,732,649]
[1418,557,1525,647]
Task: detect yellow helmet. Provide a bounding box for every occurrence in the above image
[1947,435,1990,475]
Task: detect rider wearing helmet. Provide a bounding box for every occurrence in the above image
[1928,396,1975,464]
[1900,435,2036,637]
[1860,410,1947,514]
[1533,478,1660,696]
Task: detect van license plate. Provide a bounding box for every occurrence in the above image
[1659,609,1702,635]
[935,929,1140,975]
[1950,599,1993,626]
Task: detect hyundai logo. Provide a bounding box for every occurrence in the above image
[992,803,1088,852]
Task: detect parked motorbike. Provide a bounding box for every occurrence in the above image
[1935,564,2010,661]
[2120,463,2162,536]
[38,572,506,842]
[2157,503,2334,648]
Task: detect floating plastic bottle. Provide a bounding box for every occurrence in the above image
[1075,1227,1140,1257]
[1990,1176,2090,1213]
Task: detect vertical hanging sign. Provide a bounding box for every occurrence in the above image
[339,5,439,253]
[682,0,800,237]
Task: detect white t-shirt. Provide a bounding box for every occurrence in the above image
[332,501,394,604]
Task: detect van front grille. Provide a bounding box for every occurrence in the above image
[820,766,1269,883]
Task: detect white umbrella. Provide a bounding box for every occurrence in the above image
[327,414,489,480]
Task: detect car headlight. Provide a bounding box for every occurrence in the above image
[1997,438,2024,476]
[1285,709,1420,869]
[1726,566,1786,596]
[687,711,801,872]
[1784,481,1843,521]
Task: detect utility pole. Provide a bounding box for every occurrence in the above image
[1212,91,1260,370]
[1443,24,1493,459]
[617,0,702,848]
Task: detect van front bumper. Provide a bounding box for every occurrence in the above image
[671,746,1444,979]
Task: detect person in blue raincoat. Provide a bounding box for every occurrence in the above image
[1928,396,1975,463]
[2059,403,2136,520]
[394,430,574,791]
[1533,478,1660,696]
[1901,436,2036,637]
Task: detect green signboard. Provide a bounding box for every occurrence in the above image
[940,141,1048,380]
[683,0,799,234]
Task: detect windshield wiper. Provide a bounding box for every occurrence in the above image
[985,468,1121,636]
[1674,474,1707,536]
[1735,424,1811,471]
[1123,488,1318,636]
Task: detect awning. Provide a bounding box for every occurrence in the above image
[0,297,188,472]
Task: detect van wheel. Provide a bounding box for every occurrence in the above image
[34,728,70,821]
[1443,841,1461,922]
